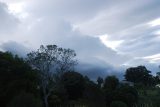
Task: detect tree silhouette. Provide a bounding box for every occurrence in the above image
[97,77,103,88]
[124,66,152,86]
[103,76,119,90]
[27,45,77,107]
[61,71,85,100]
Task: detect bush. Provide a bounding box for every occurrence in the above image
[61,71,85,100]
[7,92,42,107]
[110,101,127,107]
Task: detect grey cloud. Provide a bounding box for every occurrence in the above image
[124,58,159,75]
[25,0,111,23]
[116,25,160,57]
[76,0,160,35]
[76,62,125,81]
[24,16,129,66]
[0,2,19,35]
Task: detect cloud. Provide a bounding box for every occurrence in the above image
[123,57,159,75]
[17,15,129,67]
[0,0,160,78]
[0,2,19,35]
[75,0,160,35]
[76,62,125,81]
[24,0,110,23]
[0,1,129,79]
[0,41,30,57]
[114,23,160,57]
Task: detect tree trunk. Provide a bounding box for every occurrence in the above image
[44,95,49,107]
[42,84,49,107]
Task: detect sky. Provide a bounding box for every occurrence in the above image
[0,0,160,79]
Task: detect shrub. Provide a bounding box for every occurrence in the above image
[7,92,42,107]
[110,101,127,107]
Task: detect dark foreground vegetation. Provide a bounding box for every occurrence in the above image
[0,45,160,107]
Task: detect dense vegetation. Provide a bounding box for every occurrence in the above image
[0,45,160,107]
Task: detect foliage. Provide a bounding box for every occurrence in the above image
[137,88,160,107]
[103,76,138,107]
[110,101,127,107]
[0,51,39,107]
[97,76,103,88]
[48,82,68,106]
[124,66,154,86]
[83,77,106,107]
[7,92,42,107]
[115,85,138,107]
[103,76,119,90]
[103,76,119,106]
[61,71,85,100]
[156,71,160,78]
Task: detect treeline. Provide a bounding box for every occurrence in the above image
[0,45,160,107]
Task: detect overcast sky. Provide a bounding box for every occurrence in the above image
[0,0,160,79]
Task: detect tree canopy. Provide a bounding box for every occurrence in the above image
[124,66,153,86]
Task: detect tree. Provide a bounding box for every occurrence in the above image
[157,72,160,79]
[61,71,85,100]
[103,76,119,90]
[97,77,103,88]
[114,85,138,107]
[103,76,119,106]
[27,45,77,107]
[83,79,106,107]
[124,66,152,86]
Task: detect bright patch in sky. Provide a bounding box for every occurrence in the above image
[99,35,123,51]
[149,18,160,27]
[154,30,160,35]
[143,54,160,63]
[8,2,29,19]
[8,2,24,14]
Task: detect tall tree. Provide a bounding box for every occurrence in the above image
[27,45,77,107]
